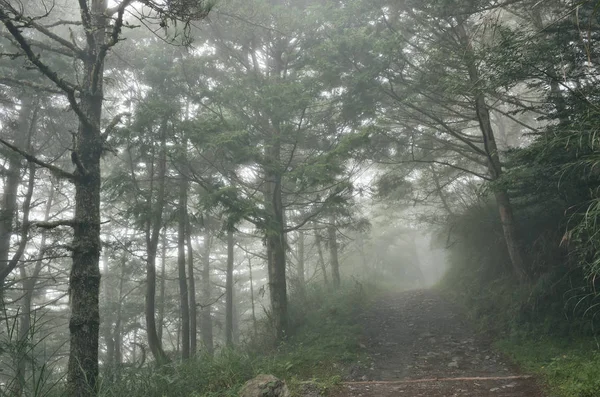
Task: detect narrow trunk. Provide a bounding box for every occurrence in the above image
[113,257,126,371]
[16,175,52,395]
[225,228,234,347]
[145,123,169,364]
[102,253,115,369]
[248,257,258,337]
[186,220,197,356]
[297,230,305,296]
[177,175,190,359]
[315,231,328,285]
[0,95,33,291]
[200,227,214,355]
[157,230,167,342]
[328,219,341,289]
[132,326,138,364]
[456,21,527,281]
[430,165,454,216]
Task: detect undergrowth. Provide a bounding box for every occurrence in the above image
[94,282,368,397]
[437,201,600,397]
[497,337,600,397]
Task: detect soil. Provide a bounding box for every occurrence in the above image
[334,289,545,397]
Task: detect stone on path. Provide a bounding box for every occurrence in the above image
[239,374,290,397]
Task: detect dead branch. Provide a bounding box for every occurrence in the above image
[0,137,76,181]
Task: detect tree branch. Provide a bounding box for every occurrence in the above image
[26,21,86,59]
[93,0,133,92]
[0,138,76,181]
[0,9,93,130]
[101,112,131,141]
[0,31,83,58]
[0,77,64,94]
[34,220,77,229]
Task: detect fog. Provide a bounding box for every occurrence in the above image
[0,1,598,396]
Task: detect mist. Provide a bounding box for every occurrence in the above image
[0,1,598,396]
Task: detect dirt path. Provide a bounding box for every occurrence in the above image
[335,289,544,397]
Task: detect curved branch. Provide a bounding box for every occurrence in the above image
[0,138,76,181]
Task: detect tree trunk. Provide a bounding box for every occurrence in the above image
[455,21,528,281]
[158,230,167,342]
[265,181,288,340]
[0,95,33,292]
[102,252,115,369]
[225,228,234,347]
[315,231,328,285]
[113,255,126,372]
[145,123,169,364]
[248,257,258,337]
[328,218,341,289]
[186,219,197,356]
[430,165,454,216]
[296,230,305,296]
[263,126,288,339]
[200,226,214,355]
[15,175,52,395]
[177,174,190,359]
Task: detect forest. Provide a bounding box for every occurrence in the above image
[1,0,600,396]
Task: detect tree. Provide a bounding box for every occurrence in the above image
[320,0,538,280]
[0,1,211,392]
[180,0,366,339]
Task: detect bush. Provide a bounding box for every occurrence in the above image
[93,282,368,397]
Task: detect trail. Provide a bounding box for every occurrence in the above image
[335,290,544,397]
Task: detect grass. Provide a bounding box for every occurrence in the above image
[95,282,369,397]
[439,269,600,397]
[496,336,600,397]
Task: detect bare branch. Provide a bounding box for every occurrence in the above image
[0,137,76,181]
[41,20,82,28]
[101,112,131,141]
[0,77,64,94]
[0,31,82,58]
[378,157,492,181]
[35,220,77,229]
[27,20,86,59]
[0,9,92,130]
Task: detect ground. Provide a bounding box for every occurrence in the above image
[334,289,545,397]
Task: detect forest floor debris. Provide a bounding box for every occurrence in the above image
[334,289,545,397]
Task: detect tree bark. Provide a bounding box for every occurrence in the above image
[0,95,34,292]
[200,225,214,355]
[113,255,126,373]
[328,218,341,289]
[455,21,528,281]
[15,169,51,395]
[158,229,167,342]
[248,257,258,337]
[265,180,288,340]
[296,230,306,296]
[315,230,328,285]
[177,173,190,359]
[225,228,234,347]
[186,219,197,356]
[102,252,115,369]
[144,122,169,364]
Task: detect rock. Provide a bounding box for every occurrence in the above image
[239,374,290,397]
[299,382,324,397]
[447,361,459,368]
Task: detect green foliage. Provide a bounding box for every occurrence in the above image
[92,284,367,397]
[498,337,600,397]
